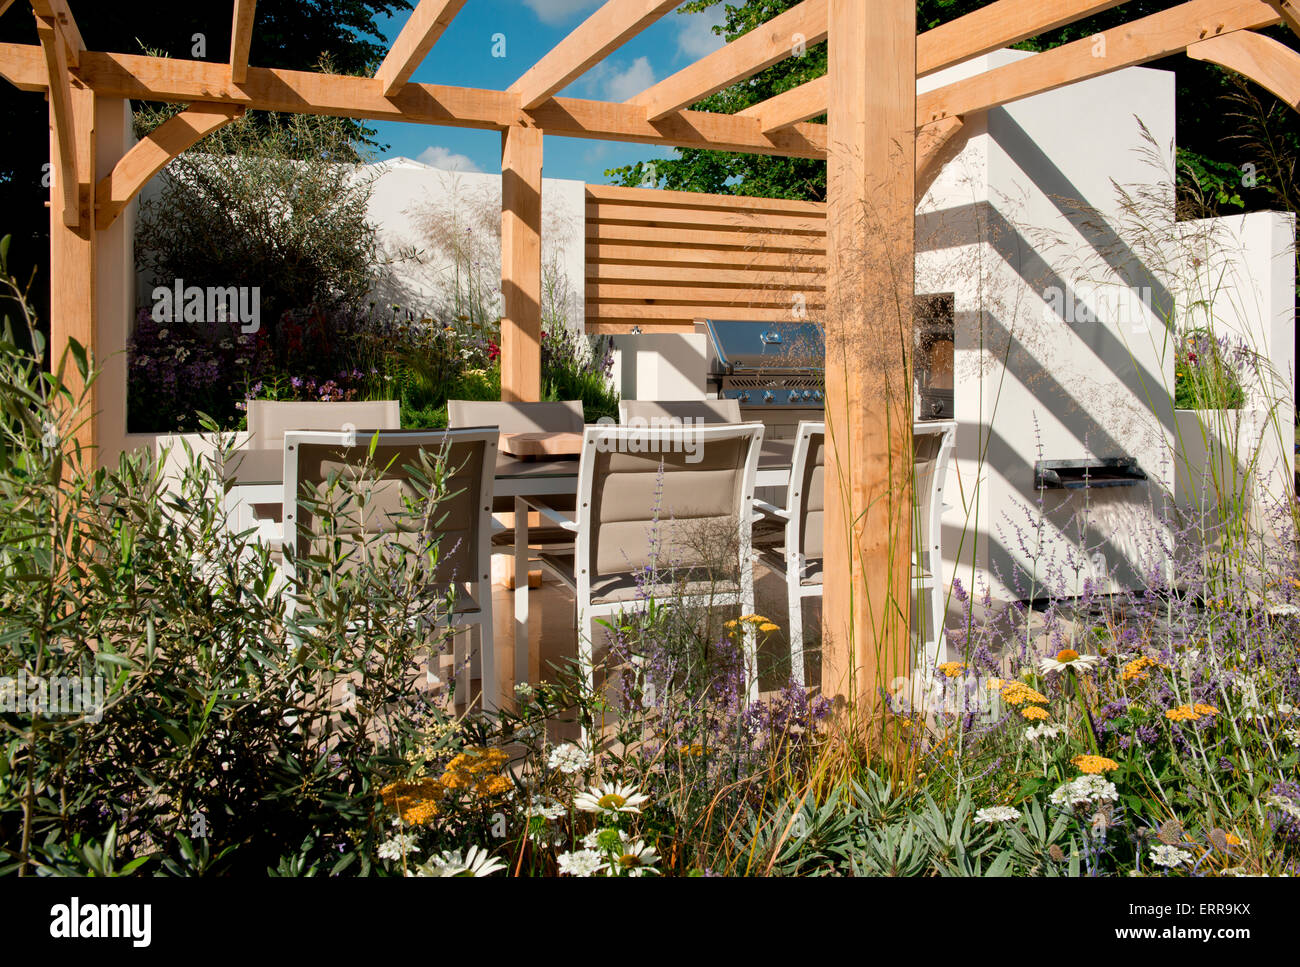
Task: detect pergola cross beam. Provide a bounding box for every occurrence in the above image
[374,0,468,97]
[509,0,679,110]
[628,0,828,121]
[229,0,257,85]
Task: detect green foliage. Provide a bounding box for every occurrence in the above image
[0,253,472,876]
[135,109,379,328]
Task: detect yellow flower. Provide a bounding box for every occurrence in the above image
[1001,681,1049,706]
[1192,703,1220,717]
[1122,656,1157,682]
[1071,754,1119,774]
[475,775,513,799]
[758,622,781,635]
[1021,706,1049,721]
[937,661,966,678]
[986,678,1004,691]
[1166,705,1200,722]
[1225,832,1242,847]
[379,777,446,825]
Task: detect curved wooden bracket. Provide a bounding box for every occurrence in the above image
[1266,0,1300,37]
[916,115,967,202]
[95,102,244,231]
[1187,29,1300,110]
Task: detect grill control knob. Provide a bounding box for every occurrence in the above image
[763,390,776,403]
[740,391,751,403]
[812,390,824,403]
[802,389,813,400]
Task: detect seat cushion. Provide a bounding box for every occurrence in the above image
[538,551,741,605]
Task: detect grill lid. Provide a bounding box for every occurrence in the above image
[703,319,824,372]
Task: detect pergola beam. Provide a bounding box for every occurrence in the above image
[1188,28,1300,107]
[918,0,1281,125]
[737,0,1131,132]
[628,0,828,121]
[29,1,84,67]
[509,0,679,110]
[374,0,467,96]
[34,13,79,226]
[737,75,827,132]
[917,0,1130,77]
[0,43,829,158]
[95,103,245,230]
[229,0,257,85]
[1267,0,1300,36]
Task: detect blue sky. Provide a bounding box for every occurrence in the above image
[368,0,727,183]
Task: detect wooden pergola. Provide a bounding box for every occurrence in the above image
[4,0,1300,710]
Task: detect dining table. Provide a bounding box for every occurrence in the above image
[222,430,797,693]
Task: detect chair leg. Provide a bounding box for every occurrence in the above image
[929,565,945,671]
[787,565,804,688]
[454,626,469,712]
[514,497,530,700]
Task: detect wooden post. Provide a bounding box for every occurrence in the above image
[822,0,916,717]
[500,124,543,402]
[48,82,97,455]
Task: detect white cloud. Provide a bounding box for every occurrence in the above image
[522,0,602,25]
[584,56,656,101]
[416,146,482,172]
[677,6,727,60]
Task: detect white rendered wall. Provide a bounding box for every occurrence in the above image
[919,52,1180,610]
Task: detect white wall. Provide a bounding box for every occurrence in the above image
[362,157,587,336]
[920,52,1180,607]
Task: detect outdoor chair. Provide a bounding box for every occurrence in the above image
[519,421,765,706]
[618,398,742,425]
[280,427,501,711]
[753,420,956,685]
[226,400,401,542]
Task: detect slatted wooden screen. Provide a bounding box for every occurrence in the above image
[584,184,827,333]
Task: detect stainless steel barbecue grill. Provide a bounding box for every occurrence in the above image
[697,319,826,418]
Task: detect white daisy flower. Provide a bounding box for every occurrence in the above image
[547,743,591,775]
[613,839,660,876]
[419,844,507,877]
[574,782,649,816]
[1150,844,1193,869]
[973,806,1021,824]
[1039,648,1101,675]
[557,848,604,877]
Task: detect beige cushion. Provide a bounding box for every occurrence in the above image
[247,400,400,451]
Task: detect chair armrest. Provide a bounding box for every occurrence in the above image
[517,495,580,533]
[752,498,790,522]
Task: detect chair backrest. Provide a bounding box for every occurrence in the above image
[447,399,584,434]
[575,422,763,585]
[618,398,742,425]
[913,421,957,562]
[282,427,496,595]
[247,400,400,451]
[785,421,826,561]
